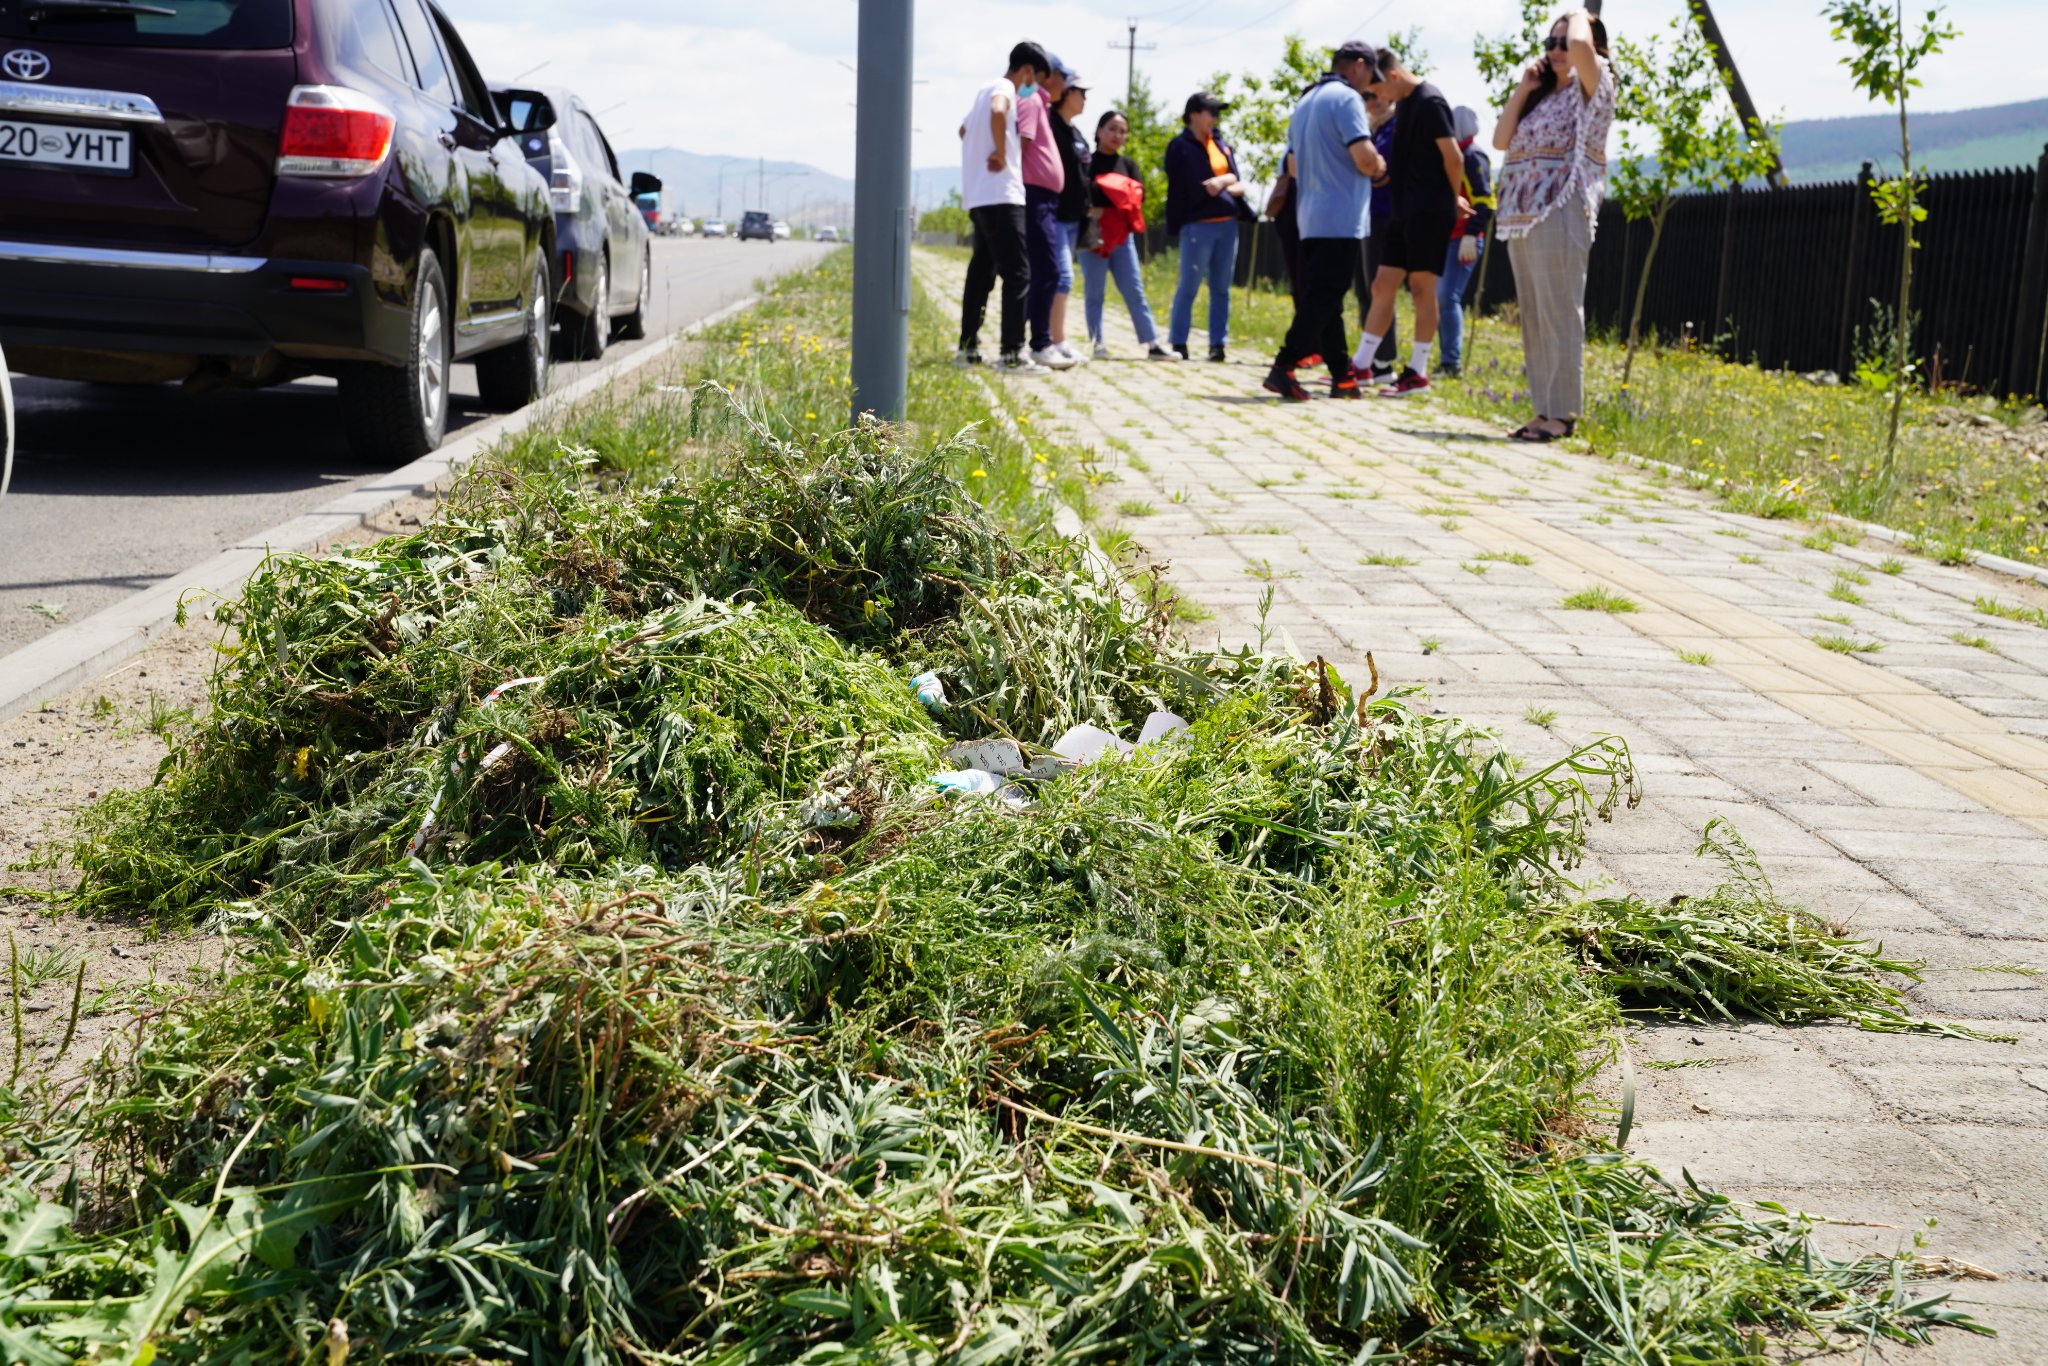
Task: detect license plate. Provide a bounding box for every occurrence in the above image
[0,119,131,174]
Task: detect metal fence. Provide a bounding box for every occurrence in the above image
[1473,144,2048,401]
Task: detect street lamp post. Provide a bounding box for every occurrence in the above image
[850,0,914,421]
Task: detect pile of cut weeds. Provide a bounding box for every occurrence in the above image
[0,391,1991,1363]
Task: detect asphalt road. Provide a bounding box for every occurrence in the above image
[0,236,834,660]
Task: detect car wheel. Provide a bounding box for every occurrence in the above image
[339,248,450,465]
[617,247,651,341]
[567,252,609,361]
[475,255,553,411]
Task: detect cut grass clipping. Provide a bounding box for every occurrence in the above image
[2,331,1995,1357]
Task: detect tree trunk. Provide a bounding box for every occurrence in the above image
[1882,0,1911,488]
[1622,201,1673,394]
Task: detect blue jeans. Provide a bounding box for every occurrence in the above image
[1078,234,1159,346]
[1056,219,1080,294]
[1024,186,1061,351]
[1169,218,1237,348]
[1437,239,1479,373]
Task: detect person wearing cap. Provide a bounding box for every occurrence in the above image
[1353,47,1465,397]
[958,41,1056,376]
[1163,91,1247,362]
[1262,42,1384,402]
[1048,78,1092,365]
[1436,105,1495,377]
[1019,53,1077,370]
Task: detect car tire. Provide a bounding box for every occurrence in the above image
[617,247,651,341]
[339,248,450,465]
[475,255,553,411]
[567,251,609,361]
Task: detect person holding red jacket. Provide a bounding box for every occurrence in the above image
[1079,110,1177,361]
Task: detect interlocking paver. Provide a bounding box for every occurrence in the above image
[916,252,2048,1356]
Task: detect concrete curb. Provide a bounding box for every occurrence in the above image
[0,294,757,723]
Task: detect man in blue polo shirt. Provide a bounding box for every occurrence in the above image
[1264,42,1385,401]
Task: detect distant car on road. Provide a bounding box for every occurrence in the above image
[772,220,791,241]
[817,227,840,243]
[0,0,561,464]
[702,219,728,238]
[490,81,655,361]
[737,210,775,242]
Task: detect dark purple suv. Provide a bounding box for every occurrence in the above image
[0,0,559,462]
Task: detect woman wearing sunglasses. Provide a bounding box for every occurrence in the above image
[1491,7,1614,442]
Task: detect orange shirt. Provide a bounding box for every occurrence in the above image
[1198,134,1233,221]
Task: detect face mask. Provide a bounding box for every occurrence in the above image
[1018,82,1039,101]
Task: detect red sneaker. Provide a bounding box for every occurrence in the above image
[1328,373,1366,399]
[1263,369,1313,402]
[1378,367,1431,397]
[1293,352,1323,371]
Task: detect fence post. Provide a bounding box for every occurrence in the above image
[2010,143,2048,402]
[1835,162,1873,378]
[1711,181,1741,350]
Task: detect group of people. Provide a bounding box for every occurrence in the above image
[956,10,1614,440]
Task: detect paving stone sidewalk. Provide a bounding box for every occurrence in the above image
[919,253,2048,1360]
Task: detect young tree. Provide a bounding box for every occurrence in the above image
[1384,27,1431,76]
[1821,0,1958,483]
[1473,0,1556,103]
[1609,18,1781,391]
[1111,71,1175,215]
[918,188,972,237]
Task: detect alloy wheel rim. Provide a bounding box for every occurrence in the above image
[419,286,445,427]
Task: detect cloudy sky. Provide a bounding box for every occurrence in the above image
[444,0,2042,178]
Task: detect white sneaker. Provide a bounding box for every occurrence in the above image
[996,352,1050,377]
[1092,341,1112,361]
[1030,345,1077,370]
[1146,344,1180,362]
[952,348,983,368]
[1057,341,1087,364]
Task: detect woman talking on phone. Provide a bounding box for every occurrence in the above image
[1491,8,1614,442]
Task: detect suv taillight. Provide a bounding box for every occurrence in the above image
[277,85,395,178]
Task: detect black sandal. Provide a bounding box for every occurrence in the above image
[1513,420,1573,444]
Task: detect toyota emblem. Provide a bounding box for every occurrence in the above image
[3,49,51,81]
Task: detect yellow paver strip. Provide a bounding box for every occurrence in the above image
[1267,405,2048,831]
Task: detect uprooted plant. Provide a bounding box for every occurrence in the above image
[1,386,1995,1363]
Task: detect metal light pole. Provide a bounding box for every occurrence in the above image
[850,0,914,422]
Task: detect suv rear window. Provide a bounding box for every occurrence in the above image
[0,0,291,48]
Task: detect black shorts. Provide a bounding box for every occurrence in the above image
[1374,211,1456,276]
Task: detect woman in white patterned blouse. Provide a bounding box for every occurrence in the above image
[1491,8,1614,442]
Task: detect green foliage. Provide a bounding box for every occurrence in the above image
[1472,0,1555,103]
[1560,585,1641,613]
[1117,70,1175,221]
[1821,0,1960,484]
[1383,26,1430,76]
[1611,17,1783,386]
[1210,33,1326,185]
[917,187,970,236]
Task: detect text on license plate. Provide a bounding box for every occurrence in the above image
[0,119,131,173]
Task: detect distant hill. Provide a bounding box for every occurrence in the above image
[611,147,962,230]
[1780,98,2048,183]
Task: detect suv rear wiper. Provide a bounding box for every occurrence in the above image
[27,1,179,22]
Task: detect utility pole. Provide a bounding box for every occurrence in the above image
[851,0,914,421]
[1685,0,1786,187]
[1108,19,1155,107]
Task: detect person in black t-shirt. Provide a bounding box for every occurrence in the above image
[1353,48,1465,396]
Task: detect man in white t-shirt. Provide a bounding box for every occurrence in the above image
[958,41,1053,375]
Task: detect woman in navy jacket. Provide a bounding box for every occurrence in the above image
[1163,91,1248,361]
